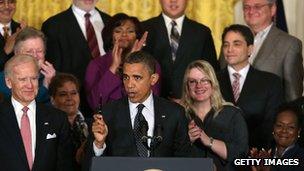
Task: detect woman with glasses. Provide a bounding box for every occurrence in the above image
[85,13,161,111]
[182,60,248,170]
[250,104,304,171]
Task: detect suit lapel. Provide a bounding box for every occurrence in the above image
[221,69,235,104]
[174,17,191,65]
[121,98,137,147]
[253,26,280,65]
[33,104,48,166]
[0,101,29,168]
[237,66,255,104]
[153,96,163,136]
[156,15,174,66]
[65,7,91,58]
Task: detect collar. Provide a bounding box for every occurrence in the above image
[255,23,273,39]
[11,97,36,116]
[0,22,11,29]
[129,92,154,114]
[162,13,185,29]
[274,143,296,158]
[72,4,97,18]
[227,64,250,78]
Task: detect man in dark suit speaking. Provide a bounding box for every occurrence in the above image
[87,51,190,163]
[0,55,73,171]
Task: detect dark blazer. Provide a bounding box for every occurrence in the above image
[142,15,219,99]
[270,144,304,171]
[217,66,284,148]
[190,106,248,171]
[41,7,110,83]
[0,100,73,171]
[41,7,111,115]
[83,95,191,170]
[0,20,20,71]
[102,95,190,156]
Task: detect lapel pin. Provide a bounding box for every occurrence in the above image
[44,122,49,125]
[161,115,166,118]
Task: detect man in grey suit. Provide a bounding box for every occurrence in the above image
[220,0,303,101]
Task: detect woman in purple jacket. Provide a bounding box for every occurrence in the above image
[85,13,161,111]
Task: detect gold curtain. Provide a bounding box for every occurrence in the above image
[14,0,237,55]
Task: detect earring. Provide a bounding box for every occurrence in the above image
[272,132,274,135]
[298,135,301,138]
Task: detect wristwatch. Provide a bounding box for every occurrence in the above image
[208,137,214,148]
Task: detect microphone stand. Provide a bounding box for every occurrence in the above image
[141,135,162,157]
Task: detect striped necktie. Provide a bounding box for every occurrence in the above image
[85,13,100,58]
[232,73,241,102]
[170,20,180,62]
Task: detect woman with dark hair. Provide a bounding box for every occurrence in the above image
[85,13,161,110]
[250,104,304,171]
[49,73,89,171]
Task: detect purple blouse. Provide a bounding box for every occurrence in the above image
[85,52,161,110]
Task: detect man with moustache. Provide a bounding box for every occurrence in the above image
[142,0,219,104]
[83,51,190,170]
[42,0,111,115]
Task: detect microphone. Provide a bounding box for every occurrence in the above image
[140,119,149,143]
[155,124,163,143]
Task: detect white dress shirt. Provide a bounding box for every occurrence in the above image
[11,97,36,159]
[227,64,250,93]
[249,23,273,64]
[72,5,106,56]
[162,13,185,43]
[129,92,155,139]
[0,22,12,37]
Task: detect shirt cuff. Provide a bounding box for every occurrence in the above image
[93,142,106,156]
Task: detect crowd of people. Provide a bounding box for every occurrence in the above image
[0,0,303,171]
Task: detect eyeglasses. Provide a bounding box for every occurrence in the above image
[0,0,16,7]
[187,78,211,87]
[243,3,270,12]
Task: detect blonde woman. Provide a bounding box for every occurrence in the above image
[182,60,248,170]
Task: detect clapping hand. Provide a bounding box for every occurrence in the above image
[40,61,56,88]
[131,31,148,53]
[188,120,202,143]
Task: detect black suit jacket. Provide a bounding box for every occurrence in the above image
[142,15,219,99]
[217,66,284,148]
[41,7,110,83]
[83,95,191,170]
[0,20,20,71]
[41,7,111,115]
[0,100,73,171]
[103,95,190,156]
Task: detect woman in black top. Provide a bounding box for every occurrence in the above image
[181,60,248,170]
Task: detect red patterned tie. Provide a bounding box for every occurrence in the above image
[21,106,33,170]
[232,73,241,102]
[85,13,100,58]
